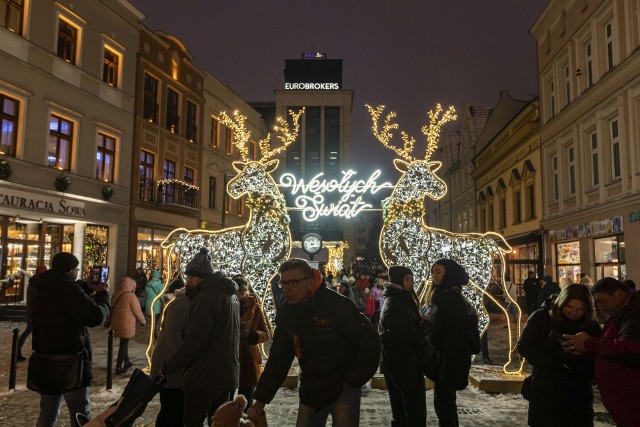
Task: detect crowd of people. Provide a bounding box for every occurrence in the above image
[16,250,640,427]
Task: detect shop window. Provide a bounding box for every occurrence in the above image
[210,116,219,148]
[556,241,581,284]
[48,114,73,170]
[594,235,625,280]
[0,92,19,156]
[95,132,116,182]
[57,18,79,64]
[1,0,24,35]
[102,46,121,88]
[143,74,159,123]
[510,242,539,285]
[136,227,174,277]
[82,224,109,279]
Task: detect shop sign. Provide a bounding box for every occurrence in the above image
[278,169,393,221]
[284,82,340,90]
[0,187,86,217]
[550,215,623,243]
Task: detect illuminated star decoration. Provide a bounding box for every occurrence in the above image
[145,108,304,367]
[367,103,523,375]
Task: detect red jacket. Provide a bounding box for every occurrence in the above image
[585,291,640,427]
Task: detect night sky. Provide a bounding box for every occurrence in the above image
[130,0,549,178]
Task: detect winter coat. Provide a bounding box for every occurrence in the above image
[163,273,240,394]
[27,269,110,390]
[239,294,271,388]
[363,292,376,317]
[379,284,430,372]
[110,277,146,339]
[427,286,471,390]
[144,270,164,316]
[584,291,640,427]
[151,288,191,389]
[254,285,381,409]
[517,304,602,426]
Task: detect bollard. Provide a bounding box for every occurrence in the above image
[9,328,19,390]
[106,329,113,390]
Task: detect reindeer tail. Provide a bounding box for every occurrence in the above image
[485,231,512,255]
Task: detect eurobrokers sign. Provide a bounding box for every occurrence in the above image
[285,82,340,90]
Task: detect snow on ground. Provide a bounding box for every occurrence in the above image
[0,313,615,426]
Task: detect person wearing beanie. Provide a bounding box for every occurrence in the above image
[563,277,640,427]
[379,264,431,426]
[248,258,381,426]
[27,252,110,426]
[427,259,472,427]
[162,248,240,427]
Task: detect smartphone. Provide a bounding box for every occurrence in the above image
[422,305,437,316]
[92,266,109,283]
[548,330,564,344]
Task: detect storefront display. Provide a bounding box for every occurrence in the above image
[556,241,580,284]
[594,234,625,280]
[135,227,175,279]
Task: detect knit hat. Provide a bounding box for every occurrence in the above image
[432,259,469,290]
[185,247,214,278]
[388,265,413,286]
[51,252,79,272]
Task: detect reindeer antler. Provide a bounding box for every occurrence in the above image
[422,104,457,160]
[219,110,251,162]
[259,108,305,162]
[366,104,415,162]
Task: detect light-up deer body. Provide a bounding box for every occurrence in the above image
[368,104,522,373]
[161,109,304,325]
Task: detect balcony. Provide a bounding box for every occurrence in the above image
[158,180,198,209]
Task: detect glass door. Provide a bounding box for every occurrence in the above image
[3,242,25,302]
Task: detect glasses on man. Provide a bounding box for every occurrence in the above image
[278,276,311,289]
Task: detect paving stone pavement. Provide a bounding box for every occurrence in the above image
[0,313,615,426]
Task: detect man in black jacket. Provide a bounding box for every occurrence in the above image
[162,248,240,427]
[248,258,381,426]
[28,252,110,427]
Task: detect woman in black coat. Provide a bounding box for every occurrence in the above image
[427,259,471,427]
[517,283,602,427]
[379,265,430,427]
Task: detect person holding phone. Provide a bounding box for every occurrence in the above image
[517,284,602,426]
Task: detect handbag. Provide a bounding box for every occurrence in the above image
[381,329,440,376]
[27,351,84,394]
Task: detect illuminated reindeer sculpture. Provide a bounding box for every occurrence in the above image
[367,104,522,373]
[160,109,304,325]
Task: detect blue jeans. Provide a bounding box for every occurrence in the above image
[36,387,90,427]
[296,383,361,427]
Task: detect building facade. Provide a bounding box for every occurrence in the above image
[272,54,356,264]
[532,0,640,282]
[129,26,205,276]
[0,0,143,302]
[472,92,543,285]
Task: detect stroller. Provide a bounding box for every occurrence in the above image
[80,368,165,426]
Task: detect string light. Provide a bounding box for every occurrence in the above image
[157,179,199,192]
[369,103,523,375]
[145,109,304,368]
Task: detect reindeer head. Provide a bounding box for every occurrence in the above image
[367,103,456,201]
[220,109,304,199]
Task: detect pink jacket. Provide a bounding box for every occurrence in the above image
[111,277,146,339]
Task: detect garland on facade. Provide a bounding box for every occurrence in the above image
[246,192,290,226]
[157,179,199,192]
[0,160,12,180]
[55,174,71,192]
[382,196,425,224]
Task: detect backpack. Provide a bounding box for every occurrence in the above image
[465,301,482,355]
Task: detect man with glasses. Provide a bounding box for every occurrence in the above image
[248,258,381,426]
